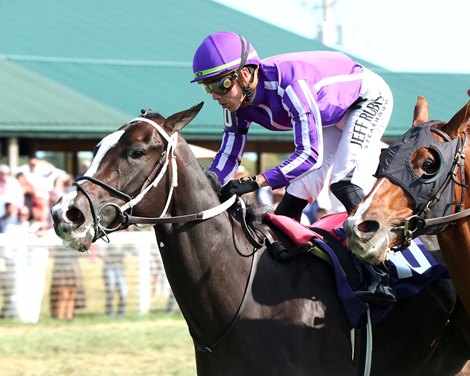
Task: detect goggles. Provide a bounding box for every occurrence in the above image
[202,74,238,95]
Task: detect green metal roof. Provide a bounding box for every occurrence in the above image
[0,59,129,138]
[0,0,468,142]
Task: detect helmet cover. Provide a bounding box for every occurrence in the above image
[191,31,260,83]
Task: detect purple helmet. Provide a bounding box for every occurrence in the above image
[191,32,260,83]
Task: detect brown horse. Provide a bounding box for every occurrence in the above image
[344,96,470,361]
[51,102,470,375]
[345,96,470,313]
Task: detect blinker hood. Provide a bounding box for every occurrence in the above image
[375,121,460,215]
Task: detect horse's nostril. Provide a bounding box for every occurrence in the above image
[66,207,85,225]
[357,220,380,234]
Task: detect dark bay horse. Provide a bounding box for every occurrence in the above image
[51,102,469,375]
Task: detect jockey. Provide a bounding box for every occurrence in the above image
[191,31,394,221]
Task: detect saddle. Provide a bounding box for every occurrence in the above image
[263,212,449,329]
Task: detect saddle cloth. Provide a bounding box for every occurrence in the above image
[265,213,449,329]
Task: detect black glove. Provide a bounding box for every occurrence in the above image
[220,176,260,201]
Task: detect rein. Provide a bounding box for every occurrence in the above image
[393,130,469,248]
[75,115,265,248]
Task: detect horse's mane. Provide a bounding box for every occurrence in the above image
[204,170,269,225]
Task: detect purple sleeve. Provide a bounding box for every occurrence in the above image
[263,80,323,189]
[209,109,250,185]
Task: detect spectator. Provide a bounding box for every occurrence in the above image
[0,249,16,318]
[77,160,91,180]
[0,165,24,220]
[0,204,36,319]
[302,200,320,224]
[48,173,74,229]
[315,207,331,219]
[99,245,128,317]
[150,245,177,313]
[0,202,19,233]
[0,205,18,320]
[50,250,85,320]
[15,172,35,221]
[3,205,48,323]
[18,158,66,230]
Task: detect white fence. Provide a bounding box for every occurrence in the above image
[0,228,175,323]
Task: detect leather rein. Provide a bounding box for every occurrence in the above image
[392,129,470,248]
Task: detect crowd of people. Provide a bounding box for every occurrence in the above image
[0,157,175,321]
[0,158,80,321]
[0,158,70,235]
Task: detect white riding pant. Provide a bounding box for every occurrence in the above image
[287,68,393,203]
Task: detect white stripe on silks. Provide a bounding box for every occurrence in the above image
[264,81,278,90]
[295,79,324,179]
[313,71,364,92]
[279,81,322,177]
[215,132,246,174]
[215,132,236,171]
[281,86,310,175]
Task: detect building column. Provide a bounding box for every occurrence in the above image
[7,137,19,171]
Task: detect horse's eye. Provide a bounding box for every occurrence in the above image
[129,149,145,159]
[421,159,439,177]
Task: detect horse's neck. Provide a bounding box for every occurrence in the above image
[160,155,242,254]
[437,153,470,315]
[155,155,255,338]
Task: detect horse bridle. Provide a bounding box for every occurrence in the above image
[74,175,133,243]
[74,115,269,353]
[72,115,177,241]
[73,116,244,241]
[381,126,470,249]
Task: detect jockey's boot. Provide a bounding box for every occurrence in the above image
[330,181,365,213]
[274,192,308,223]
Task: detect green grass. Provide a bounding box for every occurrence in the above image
[0,313,196,376]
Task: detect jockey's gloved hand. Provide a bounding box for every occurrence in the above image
[220,176,259,201]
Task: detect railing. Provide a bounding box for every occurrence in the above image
[0,228,175,323]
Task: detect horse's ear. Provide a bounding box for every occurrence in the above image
[412,96,429,126]
[164,102,204,132]
[440,100,470,139]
